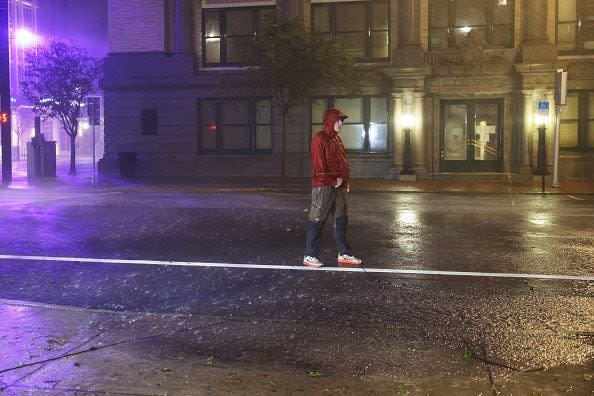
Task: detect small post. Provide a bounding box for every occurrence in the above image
[534,101,549,193]
[92,104,96,183]
[535,125,547,193]
[552,69,567,188]
[552,105,561,188]
[401,127,414,175]
[399,109,415,178]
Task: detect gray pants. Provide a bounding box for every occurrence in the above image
[305,186,351,258]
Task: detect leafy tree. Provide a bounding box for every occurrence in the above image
[244,15,361,182]
[21,39,102,175]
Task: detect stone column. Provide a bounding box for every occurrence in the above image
[393,0,425,67]
[521,90,533,173]
[523,0,548,41]
[521,0,555,61]
[413,92,425,173]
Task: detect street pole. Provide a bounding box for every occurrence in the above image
[92,104,96,183]
[552,105,561,188]
[0,0,12,184]
[535,125,547,194]
[400,127,414,175]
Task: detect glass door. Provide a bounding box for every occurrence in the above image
[440,100,502,172]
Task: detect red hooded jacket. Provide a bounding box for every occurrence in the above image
[310,108,350,188]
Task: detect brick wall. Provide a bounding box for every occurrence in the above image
[108,0,165,53]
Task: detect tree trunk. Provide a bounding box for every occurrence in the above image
[281,113,288,184]
[69,134,77,175]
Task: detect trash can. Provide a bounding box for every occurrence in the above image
[118,152,137,178]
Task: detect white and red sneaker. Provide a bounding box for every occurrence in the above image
[303,256,324,268]
[337,254,362,266]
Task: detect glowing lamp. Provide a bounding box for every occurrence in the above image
[535,113,548,127]
[400,113,414,130]
[15,28,40,47]
[208,123,217,132]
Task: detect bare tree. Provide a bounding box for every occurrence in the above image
[21,39,102,175]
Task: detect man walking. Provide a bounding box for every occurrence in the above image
[303,108,362,268]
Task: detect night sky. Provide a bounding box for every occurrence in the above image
[37,0,107,58]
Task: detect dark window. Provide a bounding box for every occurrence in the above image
[202,7,274,66]
[22,5,34,28]
[141,109,158,135]
[199,99,272,153]
[312,1,390,61]
[557,0,594,53]
[559,92,594,149]
[429,0,514,49]
[311,97,389,153]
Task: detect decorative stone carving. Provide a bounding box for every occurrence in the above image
[426,75,515,95]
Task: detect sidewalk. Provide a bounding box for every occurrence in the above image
[4,158,594,194]
[1,299,591,395]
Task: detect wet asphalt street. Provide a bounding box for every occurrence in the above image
[0,186,592,394]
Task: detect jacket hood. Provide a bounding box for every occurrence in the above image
[322,108,348,135]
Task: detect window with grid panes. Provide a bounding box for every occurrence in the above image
[311,1,389,61]
[559,92,594,149]
[202,7,274,66]
[311,97,388,153]
[429,0,514,49]
[199,99,272,153]
[557,0,594,53]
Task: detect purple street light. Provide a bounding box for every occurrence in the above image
[15,28,40,47]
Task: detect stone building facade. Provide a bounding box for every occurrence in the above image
[100,0,594,181]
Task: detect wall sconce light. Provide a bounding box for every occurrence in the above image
[400,112,415,175]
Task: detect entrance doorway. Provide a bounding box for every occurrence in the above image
[440,100,503,172]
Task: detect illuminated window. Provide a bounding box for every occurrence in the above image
[559,92,594,149]
[311,97,388,153]
[557,0,594,53]
[202,7,274,66]
[311,1,390,61]
[199,99,272,153]
[429,0,514,49]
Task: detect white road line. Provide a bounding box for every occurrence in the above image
[566,195,586,201]
[0,254,592,282]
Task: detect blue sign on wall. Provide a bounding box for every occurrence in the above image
[538,101,549,110]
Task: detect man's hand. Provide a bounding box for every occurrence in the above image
[334,177,343,188]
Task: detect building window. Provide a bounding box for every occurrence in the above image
[199,99,272,153]
[141,108,158,135]
[202,7,274,66]
[429,0,514,49]
[311,97,388,153]
[559,92,594,149]
[311,1,390,61]
[557,0,594,53]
